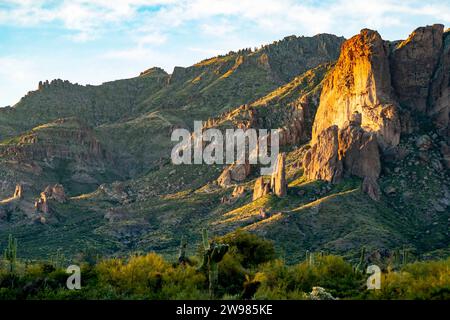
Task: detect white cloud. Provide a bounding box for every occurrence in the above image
[200,20,236,37]
[0,0,448,42]
[1,0,449,106]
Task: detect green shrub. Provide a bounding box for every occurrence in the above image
[219,230,276,268]
[369,257,450,300]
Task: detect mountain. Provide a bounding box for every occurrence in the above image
[0,26,448,264]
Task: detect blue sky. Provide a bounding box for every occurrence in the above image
[0,0,448,107]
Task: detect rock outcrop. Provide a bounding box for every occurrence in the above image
[311,29,401,150]
[441,142,450,169]
[391,24,444,113]
[304,126,342,183]
[252,177,271,200]
[428,28,450,135]
[304,113,381,200]
[49,184,67,203]
[217,163,251,187]
[232,185,246,198]
[34,184,67,214]
[13,184,23,199]
[304,25,450,200]
[252,152,287,200]
[35,192,49,214]
[221,185,247,204]
[271,153,287,197]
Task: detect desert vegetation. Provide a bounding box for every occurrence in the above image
[0,232,448,300]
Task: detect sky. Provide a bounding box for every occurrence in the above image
[0,0,449,107]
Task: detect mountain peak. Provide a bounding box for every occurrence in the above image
[139,66,168,77]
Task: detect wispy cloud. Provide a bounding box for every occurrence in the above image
[1,0,449,42]
[0,0,449,106]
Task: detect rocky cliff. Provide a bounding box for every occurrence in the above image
[311,29,400,149]
[304,25,449,199]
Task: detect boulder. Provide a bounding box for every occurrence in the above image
[252,177,271,201]
[35,192,49,214]
[362,177,381,201]
[231,186,246,199]
[416,135,432,151]
[34,184,67,214]
[384,186,397,195]
[217,163,251,188]
[51,184,67,203]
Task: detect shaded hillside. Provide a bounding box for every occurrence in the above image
[0,34,344,175]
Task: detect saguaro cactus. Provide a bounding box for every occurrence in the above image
[199,229,229,298]
[354,246,366,273]
[3,234,17,273]
[402,246,409,265]
[394,248,401,267]
[178,235,188,265]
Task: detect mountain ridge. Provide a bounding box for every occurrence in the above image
[0,25,448,264]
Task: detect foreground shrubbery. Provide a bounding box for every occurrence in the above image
[0,231,449,300]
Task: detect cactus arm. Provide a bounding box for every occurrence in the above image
[202,229,210,250]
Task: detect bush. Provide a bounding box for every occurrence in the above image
[219,230,276,268]
[369,257,450,300]
[254,255,363,299]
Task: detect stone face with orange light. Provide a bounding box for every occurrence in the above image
[311,29,401,150]
[303,25,449,200]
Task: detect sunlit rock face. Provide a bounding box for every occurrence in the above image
[305,29,393,200]
[270,153,287,197]
[303,24,450,201]
[311,29,401,150]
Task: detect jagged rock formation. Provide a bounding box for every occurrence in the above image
[34,184,67,214]
[271,153,287,197]
[252,152,287,200]
[217,163,251,187]
[231,185,246,198]
[0,118,123,198]
[221,185,247,204]
[391,24,444,113]
[305,25,450,200]
[49,184,67,203]
[34,191,49,214]
[311,29,401,150]
[252,177,271,200]
[203,63,333,149]
[304,113,381,200]
[304,125,341,183]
